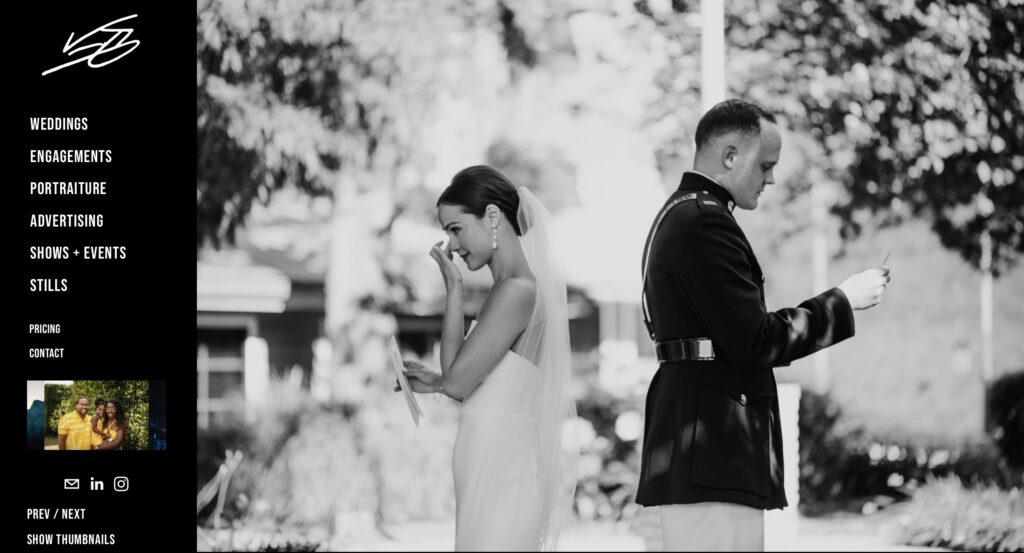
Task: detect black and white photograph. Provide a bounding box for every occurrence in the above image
[196,0,1023,551]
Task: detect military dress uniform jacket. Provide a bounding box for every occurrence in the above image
[635,172,856,510]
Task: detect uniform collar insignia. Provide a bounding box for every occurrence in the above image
[678,171,736,213]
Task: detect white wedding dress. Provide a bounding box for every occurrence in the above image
[453,321,542,551]
[448,187,577,552]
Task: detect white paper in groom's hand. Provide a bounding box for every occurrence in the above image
[388,335,423,426]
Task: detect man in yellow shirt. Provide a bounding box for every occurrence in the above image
[58,397,93,450]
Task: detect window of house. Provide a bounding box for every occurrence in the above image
[196,327,246,429]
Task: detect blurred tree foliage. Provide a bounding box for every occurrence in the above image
[486,138,578,213]
[46,381,150,451]
[634,0,1023,272]
[197,0,490,251]
[724,0,1024,275]
[198,0,1022,271]
[634,0,704,173]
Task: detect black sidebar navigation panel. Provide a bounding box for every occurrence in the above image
[12,4,192,551]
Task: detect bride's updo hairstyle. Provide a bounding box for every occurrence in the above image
[437,165,525,236]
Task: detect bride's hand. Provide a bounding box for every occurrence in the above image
[429,241,462,290]
[401,360,443,394]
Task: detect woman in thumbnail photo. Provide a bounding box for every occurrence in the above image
[96,400,127,451]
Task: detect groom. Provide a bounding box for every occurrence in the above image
[635,99,890,551]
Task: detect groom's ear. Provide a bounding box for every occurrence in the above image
[722,144,738,170]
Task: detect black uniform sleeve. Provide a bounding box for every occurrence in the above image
[670,209,855,370]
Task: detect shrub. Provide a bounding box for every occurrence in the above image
[799,390,1011,515]
[197,378,460,533]
[987,370,1024,477]
[901,477,1024,552]
[257,542,320,552]
[573,380,643,522]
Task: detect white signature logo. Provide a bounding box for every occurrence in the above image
[42,14,140,76]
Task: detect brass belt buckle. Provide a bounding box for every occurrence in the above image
[695,339,715,360]
[656,338,716,362]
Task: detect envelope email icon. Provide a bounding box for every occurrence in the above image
[64,478,79,490]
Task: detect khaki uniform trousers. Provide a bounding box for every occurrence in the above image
[660,502,764,551]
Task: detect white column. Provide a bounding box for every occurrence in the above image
[243,336,269,419]
[700,0,726,112]
[197,343,210,430]
[980,230,994,383]
[766,383,801,544]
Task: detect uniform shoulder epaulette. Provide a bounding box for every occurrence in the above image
[695,190,735,213]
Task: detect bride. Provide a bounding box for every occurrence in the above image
[402,165,577,551]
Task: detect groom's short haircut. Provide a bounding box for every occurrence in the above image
[695,99,777,152]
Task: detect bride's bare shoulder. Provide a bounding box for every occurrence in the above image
[496,275,536,299]
[483,277,536,318]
